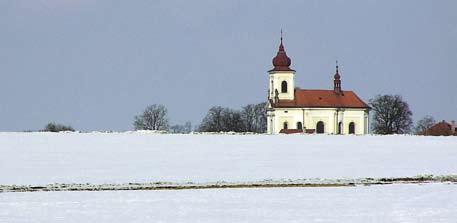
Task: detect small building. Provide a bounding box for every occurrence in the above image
[419,120,456,136]
[266,37,370,134]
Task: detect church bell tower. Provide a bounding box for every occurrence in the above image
[268,35,295,102]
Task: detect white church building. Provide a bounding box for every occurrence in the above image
[267,38,370,134]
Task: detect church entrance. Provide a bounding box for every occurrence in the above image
[316,121,324,134]
[297,122,302,130]
[349,122,355,134]
[283,122,288,130]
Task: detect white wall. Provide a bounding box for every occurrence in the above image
[269,107,369,135]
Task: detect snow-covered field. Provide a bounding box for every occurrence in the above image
[1,132,457,185]
[1,184,456,223]
[2,132,457,222]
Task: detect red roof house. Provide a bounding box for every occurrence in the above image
[420,120,456,136]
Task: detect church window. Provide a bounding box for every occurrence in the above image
[283,122,288,130]
[281,81,288,93]
[349,122,355,134]
[338,122,343,134]
[297,122,303,130]
[316,121,324,134]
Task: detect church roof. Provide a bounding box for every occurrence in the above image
[273,89,370,109]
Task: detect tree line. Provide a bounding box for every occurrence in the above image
[131,95,435,135]
[42,94,439,135]
[132,102,267,133]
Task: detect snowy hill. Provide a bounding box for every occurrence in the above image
[1,132,456,185]
[2,184,457,223]
[2,132,457,222]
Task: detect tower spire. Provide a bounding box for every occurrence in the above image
[269,30,293,72]
[278,29,284,51]
[280,29,283,43]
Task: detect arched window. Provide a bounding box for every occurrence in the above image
[349,122,355,134]
[338,122,343,134]
[297,122,303,130]
[283,122,288,130]
[281,81,288,93]
[316,121,325,134]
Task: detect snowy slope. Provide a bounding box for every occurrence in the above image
[1,184,456,223]
[1,132,456,185]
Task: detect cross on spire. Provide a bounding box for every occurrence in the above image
[280,29,283,43]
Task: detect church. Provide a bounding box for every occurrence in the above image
[267,37,370,134]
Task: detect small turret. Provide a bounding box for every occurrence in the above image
[334,61,342,94]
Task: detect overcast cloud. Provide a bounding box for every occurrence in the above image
[1,0,455,131]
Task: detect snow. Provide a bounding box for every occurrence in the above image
[1,183,456,223]
[2,132,456,221]
[1,132,457,185]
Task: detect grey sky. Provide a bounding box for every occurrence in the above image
[1,0,456,131]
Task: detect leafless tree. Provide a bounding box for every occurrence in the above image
[242,104,257,132]
[170,121,192,134]
[199,102,266,133]
[221,108,245,132]
[199,106,245,132]
[43,122,75,132]
[199,106,225,132]
[254,102,267,133]
[134,104,169,130]
[242,102,267,133]
[369,94,413,134]
[414,115,436,134]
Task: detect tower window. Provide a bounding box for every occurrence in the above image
[283,122,288,130]
[281,81,288,93]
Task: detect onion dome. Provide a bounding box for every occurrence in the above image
[270,37,294,72]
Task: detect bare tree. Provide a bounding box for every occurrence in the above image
[199,106,225,132]
[134,104,169,130]
[242,104,257,132]
[242,102,267,133]
[199,106,246,132]
[414,115,436,134]
[254,102,267,133]
[170,121,192,134]
[221,108,245,132]
[369,94,413,134]
[43,122,75,132]
[199,102,266,133]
